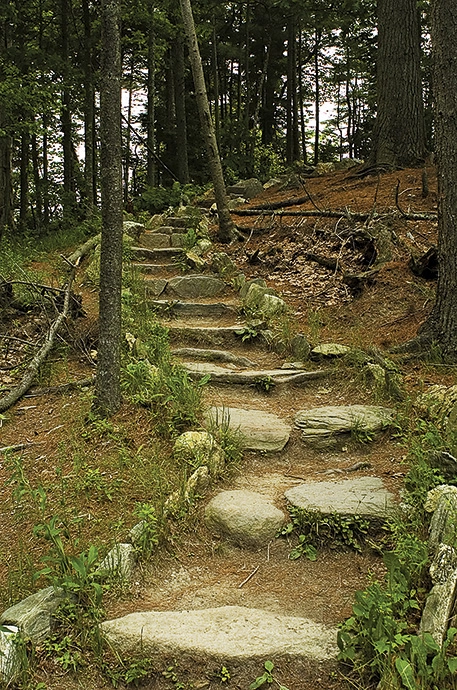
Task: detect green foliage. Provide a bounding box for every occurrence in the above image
[206,408,245,471]
[139,182,205,214]
[249,660,289,690]
[235,323,261,343]
[132,503,159,560]
[33,516,105,612]
[279,506,370,559]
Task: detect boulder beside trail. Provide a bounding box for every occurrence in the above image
[205,490,285,547]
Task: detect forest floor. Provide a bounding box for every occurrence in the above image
[0,165,450,690]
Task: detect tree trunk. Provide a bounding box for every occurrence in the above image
[19,129,29,229]
[60,0,76,217]
[82,0,96,211]
[146,18,157,188]
[369,0,426,168]
[179,0,234,243]
[414,0,457,358]
[313,30,320,166]
[124,54,134,203]
[94,0,123,417]
[286,16,300,164]
[172,35,190,184]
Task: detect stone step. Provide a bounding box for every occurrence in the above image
[167,324,248,348]
[164,216,191,229]
[145,275,227,300]
[132,263,180,276]
[141,231,187,249]
[172,347,256,368]
[184,361,329,387]
[285,476,396,520]
[101,606,337,667]
[294,404,396,449]
[206,406,291,452]
[151,301,237,318]
[131,246,184,263]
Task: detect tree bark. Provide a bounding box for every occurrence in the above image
[179,0,234,243]
[413,0,457,358]
[172,34,190,184]
[94,0,123,417]
[146,14,157,188]
[369,0,426,168]
[82,0,96,211]
[60,0,76,218]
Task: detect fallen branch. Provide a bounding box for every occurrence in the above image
[231,208,437,222]
[25,376,95,397]
[0,265,77,413]
[0,443,28,453]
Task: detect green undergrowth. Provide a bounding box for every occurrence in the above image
[337,409,457,690]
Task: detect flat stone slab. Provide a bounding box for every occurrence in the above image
[133,263,179,276]
[151,301,236,318]
[172,348,255,368]
[185,362,328,386]
[205,490,285,547]
[206,406,291,452]
[144,278,167,298]
[295,405,395,445]
[167,325,246,347]
[101,605,337,662]
[285,477,396,518]
[131,246,183,262]
[311,343,351,358]
[142,233,171,249]
[166,275,226,299]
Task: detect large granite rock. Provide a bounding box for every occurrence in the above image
[0,587,70,642]
[206,406,291,452]
[0,625,21,685]
[294,405,395,447]
[205,490,285,547]
[227,178,263,199]
[285,477,396,519]
[101,605,337,662]
[97,543,136,582]
[310,343,351,359]
[173,431,225,477]
[421,485,457,644]
[167,275,226,299]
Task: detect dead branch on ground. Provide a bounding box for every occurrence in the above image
[231,208,437,222]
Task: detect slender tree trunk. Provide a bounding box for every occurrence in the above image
[298,28,307,163]
[414,0,457,358]
[0,17,14,236]
[31,132,43,229]
[313,30,321,166]
[19,129,29,229]
[42,113,50,226]
[146,18,157,188]
[172,35,190,184]
[124,54,134,203]
[94,0,123,417]
[369,0,426,168]
[286,16,300,164]
[179,0,234,242]
[82,0,96,211]
[212,19,220,146]
[61,0,76,217]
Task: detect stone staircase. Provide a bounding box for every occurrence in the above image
[102,215,399,688]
